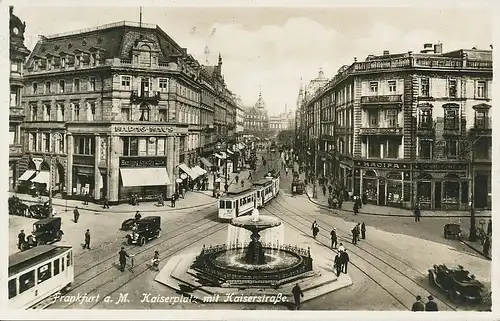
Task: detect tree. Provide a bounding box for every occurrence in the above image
[276,130,294,146]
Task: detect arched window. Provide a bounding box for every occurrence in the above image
[139,103,150,122]
[139,44,152,67]
[364,170,377,178]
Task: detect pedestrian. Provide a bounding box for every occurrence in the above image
[312,220,319,239]
[235,175,239,184]
[338,243,345,253]
[487,219,492,236]
[361,192,367,206]
[483,235,491,257]
[118,247,129,272]
[334,252,342,277]
[171,192,176,208]
[73,206,80,223]
[157,193,164,207]
[340,249,349,273]
[322,185,326,196]
[83,192,89,205]
[353,201,359,215]
[328,185,333,195]
[338,197,343,210]
[181,187,186,198]
[425,295,438,311]
[351,225,358,245]
[330,228,337,249]
[151,250,160,271]
[103,196,110,209]
[291,283,304,310]
[83,229,91,250]
[18,229,26,250]
[361,222,366,239]
[134,210,141,221]
[414,204,421,222]
[411,295,425,311]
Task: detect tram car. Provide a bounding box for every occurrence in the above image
[218,187,257,220]
[265,175,280,197]
[252,179,275,208]
[9,245,74,309]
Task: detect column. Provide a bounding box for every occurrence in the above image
[94,135,101,200]
[66,134,73,196]
[166,136,174,198]
[108,136,120,202]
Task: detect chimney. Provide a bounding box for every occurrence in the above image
[383,50,390,56]
[421,43,434,54]
[434,42,443,54]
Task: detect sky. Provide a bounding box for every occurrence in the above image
[11,5,492,116]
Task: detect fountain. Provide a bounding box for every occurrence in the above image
[192,208,314,287]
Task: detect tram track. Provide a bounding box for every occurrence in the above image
[264,196,460,311]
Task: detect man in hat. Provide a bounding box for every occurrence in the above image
[18,229,26,250]
[83,229,91,250]
[118,247,129,272]
[333,252,342,277]
[73,206,80,223]
[291,283,304,310]
[425,295,438,311]
[411,295,425,311]
[361,222,366,239]
[330,228,338,249]
[340,249,349,274]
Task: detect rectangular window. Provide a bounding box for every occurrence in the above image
[11,62,19,72]
[73,103,80,121]
[88,102,96,121]
[121,108,130,121]
[56,103,65,121]
[19,270,35,293]
[369,81,378,93]
[47,58,52,70]
[89,77,96,91]
[37,262,52,284]
[368,138,380,158]
[74,136,94,155]
[54,258,60,276]
[61,57,66,68]
[10,90,17,107]
[448,79,457,97]
[73,79,80,92]
[130,137,138,156]
[43,104,51,121]
[477,81,486,98]
[30,105,38,121]
[421,78,429,97]
[368,110,379,127]
[225,201,232,209]
[121,76,131,90]
[385,109,398,127]
[475,110,487,129]
[32,83,38,95]
[419,140,432,159]
[59,80,65,93]
[419,109,432,128]
[8,279,17,299]
[446,139,457,158]
[159,78,169,92]
[444,109,458,130]
[388,80,397,93]
[158,109,166,122]
[219,200,225,209]
[384,139,399,159]
[75,55,81,67]
[45,81,51,94]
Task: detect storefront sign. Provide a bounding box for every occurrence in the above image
[416,162,467,171]
[354,160,410,170]
[112,125,188,134]
[73,156,95,166]
[120,157,166,168]
[32,157,44,171]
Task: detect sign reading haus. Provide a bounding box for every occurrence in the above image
[354,160,411,170]
[112,125,188,135]
[120,157,166,168]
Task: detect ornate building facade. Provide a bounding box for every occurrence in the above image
[243,92,269,137]
[17,21,239,203]
[297,44,492,211]
[9,6,31,191]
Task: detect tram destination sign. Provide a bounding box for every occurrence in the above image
[120,157,166,168]
[112,125,188,134]
[354,160,410,170]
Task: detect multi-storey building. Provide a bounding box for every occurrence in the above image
[9,6,31,191]
[298,43,492,211]
[18,21,238,203]
[268,105,294,134]
[243,92,269,137]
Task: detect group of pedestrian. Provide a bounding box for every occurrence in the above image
[351,222,366,245]
[411,295,438,311]
[333,243,350,276]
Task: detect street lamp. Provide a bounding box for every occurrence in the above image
[311,135,318,199]
[48,132,62,217]
[213,142,222,197]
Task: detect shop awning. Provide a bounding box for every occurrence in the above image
[120,168,171,187]
[179,163,198,179]
[215,153,225,159]
[200,157,213,168]
[192,165,207,177]
[18,170,36,181]
[32,171,50,185]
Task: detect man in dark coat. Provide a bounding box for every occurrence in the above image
[338,197,343,210]
[330,228,337,249]
[414,204,421,222]
[18,229,26,250]
[235,175,239,184]
[118,247,129,272]
[84,229,91,250]
[411,295,425,311]
[73,206,80,223]
[333,253,342,277]
[351,225,359,245]
[487,219,492,235]
[361,222,366,239]
[353,201,359,215]
[483,235,491,257]
[425,295,438,311]
[291,283,304,310]
[312,221,319,239]
[340,249,349,273]
[171,193,176,208]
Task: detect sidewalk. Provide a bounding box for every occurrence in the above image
[8,190,216,214]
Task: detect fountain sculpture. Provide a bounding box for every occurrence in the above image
[192,208,314,287]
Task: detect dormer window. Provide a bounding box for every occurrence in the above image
[47,58,52,70]
[34,60,39,71]
[61,57,66,68]
[75,55,81,67]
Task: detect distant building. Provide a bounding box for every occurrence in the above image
[297,43,492,210]
[243,92,269,137]
[268,104,294,133]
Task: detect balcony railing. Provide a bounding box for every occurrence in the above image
[360,95,402,105]
[131,91,161,104]
[359,127,403,136]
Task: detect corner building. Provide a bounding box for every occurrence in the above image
[300,44,492,210]
[20,21,237,203]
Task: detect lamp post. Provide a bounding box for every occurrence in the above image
[469,143,477,242]
[213,142,222,197]
[48,132,62,217]
[312,135,318,199]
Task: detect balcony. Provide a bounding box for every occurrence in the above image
[359,127,403,136]
[9,106,24,119]
[360,95,402,106]
[131,91,161,104]
[416,124,435,137]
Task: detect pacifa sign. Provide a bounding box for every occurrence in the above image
[354,160,410,170]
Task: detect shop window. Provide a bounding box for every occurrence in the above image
[19,270,35,293]
[37,262,52,284]
[444,108,458,130]
[448,79,457,97]
[8,278,17,298]
[419,109,432,128]
[446,139,457,159]
[122,137,139,156]
[443,181,460,205]
[474,110,488,129]
[461,181,469,204]
[363,170,377,202]
[74,136,95,155]
[403,182,411,202]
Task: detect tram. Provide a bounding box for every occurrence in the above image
[252,179,275,208]
[218,187,257,220]
[8,245,74,309]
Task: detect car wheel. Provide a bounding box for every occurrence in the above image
[20,243,28,251]
[155,229,161,238]
[57,231,63,241]
[139,236,146,246]
[37,240,45,246]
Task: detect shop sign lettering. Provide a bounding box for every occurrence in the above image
[120,157,166,168]
[417,163,466,171]
[355,160,410,170]
[114,125,175,134]
[73,156,95,166]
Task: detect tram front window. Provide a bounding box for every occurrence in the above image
[19,270,35,293]
[8,279,17,299]
[225,201,232,209]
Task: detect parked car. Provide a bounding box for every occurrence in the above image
[126,216,161,246]
[21,217,64,251]
[428,263,485,304]
[444,223,461,239]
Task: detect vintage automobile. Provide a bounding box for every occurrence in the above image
[291,174,304,195]
[8,196,29,216]
[27,201,52,219]
[444,223,462,239]
[121,215,141,231]
[21,217,64,251]
[126,216,161,246]
[428,263,485,304]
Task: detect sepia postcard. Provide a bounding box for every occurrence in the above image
[1,0,497,320]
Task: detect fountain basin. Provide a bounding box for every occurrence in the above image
[231,215,282,231]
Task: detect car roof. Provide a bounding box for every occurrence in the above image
[139,216,160,221]
[35,217,60,225]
